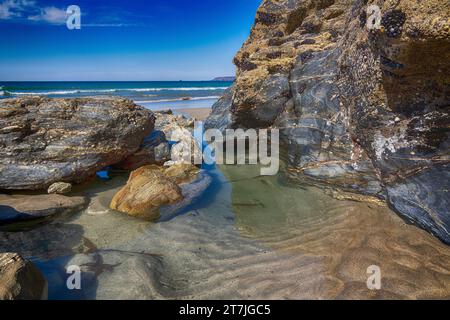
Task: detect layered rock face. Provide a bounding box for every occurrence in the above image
[206,0,449,243]
[0,97,155,190]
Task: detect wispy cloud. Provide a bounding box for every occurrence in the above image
[0,0,35,19]
[0,0,66,25]
[0,0,135,27]
[28,6,66,24]
[82,23,137,28]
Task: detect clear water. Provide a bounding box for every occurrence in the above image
[1,164,449,299]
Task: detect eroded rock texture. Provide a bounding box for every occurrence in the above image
[206,0,450,243]
[109,164,197,220]
[0,253,47,300]
[0,97,155,190]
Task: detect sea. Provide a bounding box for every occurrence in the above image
[0,81,232,110]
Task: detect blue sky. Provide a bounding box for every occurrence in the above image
[0,0,261,81]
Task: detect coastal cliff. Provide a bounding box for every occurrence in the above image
[206,0,450,243]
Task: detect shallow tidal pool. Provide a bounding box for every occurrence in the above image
[0,164,449,299]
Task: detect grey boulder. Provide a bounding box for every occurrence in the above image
[0,97,155,190]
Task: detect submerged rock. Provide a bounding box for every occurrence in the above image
[110,165,183,220]
[0,97,155,190]
[164,162,200,184]
[47,182,72,195]
[205,0,450,243]
[0,193,87,224]
[109,163,204,221]
[160,171,212,220]
[65,251,165,299]
[0,252,47,300]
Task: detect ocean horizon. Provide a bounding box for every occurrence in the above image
[0,81,233,110]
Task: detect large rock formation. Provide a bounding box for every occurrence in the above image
[0,97,155,190]
[338,0,449,244]
[0,253,47,300]
[206,0,449,243]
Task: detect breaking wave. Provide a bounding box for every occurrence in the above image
[9,87,228,96]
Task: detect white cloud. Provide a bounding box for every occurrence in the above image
[0,0,35,19]
[0,1,66,25]
[0,1,128,27]
[28,6,66,24]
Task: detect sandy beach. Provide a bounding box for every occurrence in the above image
[175,107,211,121]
